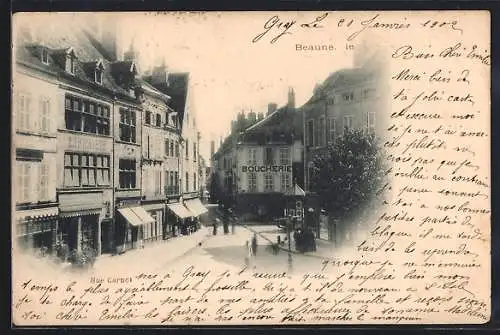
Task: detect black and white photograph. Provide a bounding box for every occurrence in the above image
[11,11,490,325]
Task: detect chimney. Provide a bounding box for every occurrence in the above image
[288,87,295,109]
[267,103,278,116]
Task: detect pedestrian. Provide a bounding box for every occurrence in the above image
[251,233,258,256]
[213,219,218,235]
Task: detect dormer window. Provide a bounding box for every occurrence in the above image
[94,60,104,85]
[41,48,49,65]
[65,48,76,74]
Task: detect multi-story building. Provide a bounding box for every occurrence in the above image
[148,71,207,234]
[211,89,304,221]
[13,31,59,253]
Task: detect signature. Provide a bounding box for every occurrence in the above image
[252,13,328,44]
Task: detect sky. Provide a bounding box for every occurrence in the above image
[116,12,357,164]
[15,12,364,164]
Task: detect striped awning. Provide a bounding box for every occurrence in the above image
[59,208,102,218]
[184,198,208,217]
[118,207,155,227]
[167,203,193,219]
[14,206,59,221]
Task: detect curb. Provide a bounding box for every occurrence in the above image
[242,224,332,261]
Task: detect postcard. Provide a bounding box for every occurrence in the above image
[11,11,490,325]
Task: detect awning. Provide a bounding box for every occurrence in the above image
[167,203,193,219]
[118,207,144,227]
[14,206,59,221]
[184,198,208,216]
[130,207,155,225]
[59,208,102,218]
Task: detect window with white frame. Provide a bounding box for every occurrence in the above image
[279,148,290,165]
[16,161,31,203]
[343,115,354,133]
[248,172,257,192]
[95,64,104,84]
[367,112,376,132]
[329,118,336,143]
[248,148,257,165]
[119,159,136,189]
[39,97,50,133]
[66,51,76,74]
[39,162,49,201]
[264,173,274,192]
[280,173,291,192]
[64,152,111,188]
[119,108,136,143]
[17,92,32,131]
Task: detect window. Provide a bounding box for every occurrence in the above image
[17,92,32,131]
[248,148,257,165]
[64,153,110,187]
[343,92,354,101]
[145,111,151,125]
[175,141,179,157]
[343,115,354,133]
[367,112,376,132]
[95,66,103,84]
[119,108,136,143]
[185,172,189,192]
[39,97,50,133]
[64,95,110,135]
[248,172,257,192]
[264,147,274,165]
[318,117,326,147]
[170,141,174,157]
[16,161,31,203]
[41,48,48,64]
[66,52,75,74]
[119,159,136,189]
[329,118,336,143]
[165,139,170,156]
[39,163,49,201]
[264,173,274,192]
[281,173,291,192]
[175,171,179,191]
[185,140,189,158]
[279,148,290,165]
[156,114,161,127]
[194,173,197,191]
[193,143,197,161]
[306,120,314,146]
[154,170,161,195]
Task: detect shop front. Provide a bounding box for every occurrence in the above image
[116,206,155,252]
[15,206,59,254]
[184,197,208,229]
[58,191,105,255]
[166,201,193,236]
[141,203,164,244]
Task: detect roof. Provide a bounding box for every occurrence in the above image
[15,25,140,103]
[146,72,189,129]
[302,67,378,106]
[238,105,303,145]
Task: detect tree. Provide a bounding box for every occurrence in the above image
[310,128,386,223]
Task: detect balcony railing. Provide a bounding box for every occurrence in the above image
[165,185,180,196]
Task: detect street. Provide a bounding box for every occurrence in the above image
[164,224,327,275]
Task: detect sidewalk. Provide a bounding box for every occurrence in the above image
[90,226,213,274]
[242,224,336,260]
